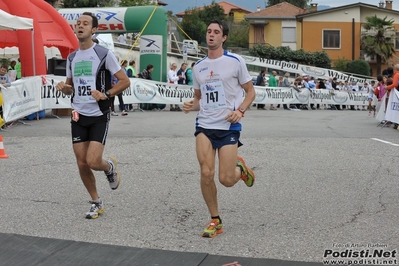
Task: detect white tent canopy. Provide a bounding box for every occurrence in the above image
[0,9,33,30]
[0,9,35,75]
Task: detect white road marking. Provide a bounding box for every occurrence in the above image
[371,138,399,146]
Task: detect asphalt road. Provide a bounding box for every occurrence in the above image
[0,107,398,264]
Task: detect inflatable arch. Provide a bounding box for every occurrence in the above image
[0,0,78,77]
[59,7,168,82]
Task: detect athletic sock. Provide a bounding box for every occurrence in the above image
[211,216,222,224]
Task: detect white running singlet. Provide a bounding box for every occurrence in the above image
[193,50,252,130]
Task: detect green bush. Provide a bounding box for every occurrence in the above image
[249,44,331,69]
[346,60,371,77]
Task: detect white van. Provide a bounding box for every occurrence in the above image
[183,39,200,55]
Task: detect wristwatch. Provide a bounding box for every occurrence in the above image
[105,91,111,99]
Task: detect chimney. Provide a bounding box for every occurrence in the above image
[310,3,318,12]
[385,0,393,9]
[257,5,261,11]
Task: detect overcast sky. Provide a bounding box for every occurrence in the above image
[164,0,398,14]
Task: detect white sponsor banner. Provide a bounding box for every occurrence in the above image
[254,86,369,106]
[140,35,163,55]
[1,77,41,122]
[383,89,399,123]
[242,55,373,84]
[1,77,371,122]
[41,75,73,109]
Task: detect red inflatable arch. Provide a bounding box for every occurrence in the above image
[0,0,78,76]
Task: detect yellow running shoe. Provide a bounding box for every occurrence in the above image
[237,156,255,187]
[202,219,223,238]
[85,199,104,219]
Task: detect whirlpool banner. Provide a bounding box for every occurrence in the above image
[1,75,372,122]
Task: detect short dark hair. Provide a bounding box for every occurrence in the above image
[146,64,154,71]
[82,12,98,29]
[207,19,229,37]
[129,60,135,65]
[121,60,127,65]
[191,62,195,67]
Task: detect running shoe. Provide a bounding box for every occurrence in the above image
[202,218,223,238]
[85,199,104,219]
[111,111,118,116]
[105,157,120,190]
[237,156,255,187]
[121,110,128,116]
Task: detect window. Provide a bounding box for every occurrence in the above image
[323,30,340,49]
[282,27,296,43]
[395,32,399,50]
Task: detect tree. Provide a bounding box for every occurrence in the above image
[249,44,331,69]
[119,0,153,6]
[44,0,59,7]
[346,60,371,77]
[180,8,207,44]
[62,0,115,7]
[361,15,396,75]
[225,20,249,49]
[267,0,309,9]
[198,1,226,26]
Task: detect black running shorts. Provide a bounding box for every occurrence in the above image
[71,112,110,144]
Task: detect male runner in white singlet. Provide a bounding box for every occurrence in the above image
[56,12,130,219]
[183,20,256,237]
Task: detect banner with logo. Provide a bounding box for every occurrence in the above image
[140,35,163,55]
[1,76,41,122]
[242,55,373,84]
[1,76,373,123]
[59,8,127,32]
[383,89,399,123]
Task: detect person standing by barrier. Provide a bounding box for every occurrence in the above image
[185,62,195,86]
[183,19,256,238]
[255,69,266,110]
[268,71,277,110]
[55,12,130,219]
[125,60,136,111]
[167,63,182,111]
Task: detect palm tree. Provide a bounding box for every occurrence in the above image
[361,15,396,75]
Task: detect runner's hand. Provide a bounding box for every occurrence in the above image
[183,100,193,114]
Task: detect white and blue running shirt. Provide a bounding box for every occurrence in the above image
[193,50,252,130]
[66,43,121,117]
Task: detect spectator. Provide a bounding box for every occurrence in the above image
[125,60,136,111]
[350,81,360,110]
[367,80,376,117]
[382,66,393,78]
[8,60,16,70]
[138,64,154,80]
[268,70,277,110]
[281,72,291,110]
[126,60,136,78]
[117,60,129,115]
[255,69,266,110]
[185,62,195,85]
[167,62,182,111]
[0,64,11,87]
[177,63,188,85]
[15,58,21,79]
[117,34,127,44]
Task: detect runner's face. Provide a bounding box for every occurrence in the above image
[206,23,226,50]
[76,15,95,42]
